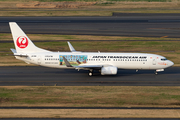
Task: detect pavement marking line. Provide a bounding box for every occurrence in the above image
[161,36,168,38]
[0,109,180,118]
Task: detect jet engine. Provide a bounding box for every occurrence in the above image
[101,66,117,75]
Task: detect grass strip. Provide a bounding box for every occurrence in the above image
[0,109,180,118]
[0,10,112,16]
[0,0,173,2]
[0,86,180,107]
[1,9,180,17]
[1,1,180,16]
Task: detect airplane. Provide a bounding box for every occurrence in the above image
[9,22,174,76]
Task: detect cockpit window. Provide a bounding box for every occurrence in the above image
[161,58,167,61]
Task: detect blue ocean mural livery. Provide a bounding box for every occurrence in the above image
[59,55,87,66]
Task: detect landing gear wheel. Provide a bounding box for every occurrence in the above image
[89,72,93,76]
[155,72,158,75]
[89,70,93,76]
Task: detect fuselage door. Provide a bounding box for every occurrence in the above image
[152,58,156,65]
[37,55,41,65]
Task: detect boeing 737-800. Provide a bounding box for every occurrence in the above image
[9,22,174,76]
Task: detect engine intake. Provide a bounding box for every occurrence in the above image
[101,66,117,75]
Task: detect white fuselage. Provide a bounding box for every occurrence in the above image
[15,51,174,70]
[9,22,174,76]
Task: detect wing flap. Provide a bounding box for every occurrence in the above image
[75,65,103,70]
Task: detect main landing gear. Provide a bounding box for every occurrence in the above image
[88,70,93,76]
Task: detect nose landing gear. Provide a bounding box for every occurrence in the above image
[155,69,164,75]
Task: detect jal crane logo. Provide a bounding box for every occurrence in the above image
[16,36,28,48]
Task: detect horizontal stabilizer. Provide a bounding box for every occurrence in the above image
[14,53,28,57]
[10,48,28,57]
[10,48,17,53]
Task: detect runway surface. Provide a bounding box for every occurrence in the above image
[0,113,178,120]
[0,66,180,86]
[1,13,180,37]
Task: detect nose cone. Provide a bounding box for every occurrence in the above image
[168,60,174,67]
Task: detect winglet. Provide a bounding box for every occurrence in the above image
[67,42,76,52]
[63,56,73,67]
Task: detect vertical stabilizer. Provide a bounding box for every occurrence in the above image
[9,22,49,53]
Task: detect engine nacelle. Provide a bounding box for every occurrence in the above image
[101,66,118,75]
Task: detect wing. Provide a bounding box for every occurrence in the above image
[67,42,82,53]
[62,56,103,70]
[75,65,103,70]
[62,56,73,67]
[67,41,76,52]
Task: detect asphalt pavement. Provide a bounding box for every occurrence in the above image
[0,14,180,37]
[0,66,179,86]
[0,111,179,119]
